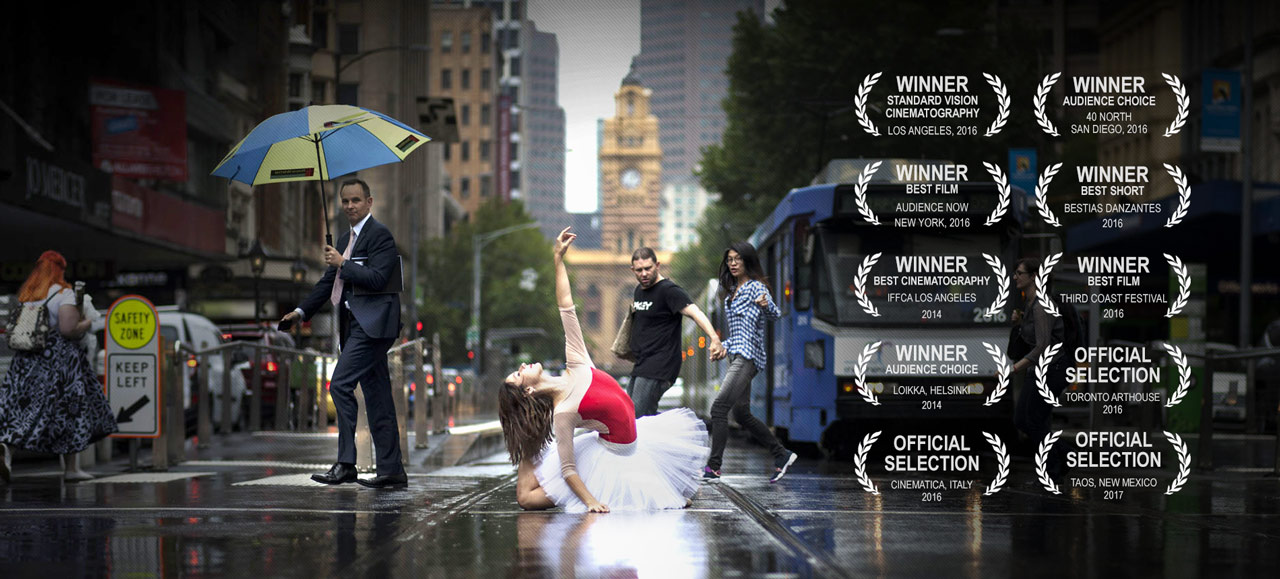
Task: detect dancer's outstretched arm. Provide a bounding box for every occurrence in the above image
[553,227,576,309]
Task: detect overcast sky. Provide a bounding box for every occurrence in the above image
[527,0,640,214]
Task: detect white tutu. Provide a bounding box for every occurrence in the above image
[534,407,710,513]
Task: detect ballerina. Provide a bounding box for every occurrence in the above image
[499,227,709,513]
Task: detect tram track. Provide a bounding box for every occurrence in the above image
[713,482,853,579]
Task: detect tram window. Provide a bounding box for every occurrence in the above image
[795,220,813,310]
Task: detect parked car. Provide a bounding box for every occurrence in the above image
[92,307,227,436]
[219,324,297,429]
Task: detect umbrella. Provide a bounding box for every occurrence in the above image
[211,104,430,246]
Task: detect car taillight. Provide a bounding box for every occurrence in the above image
[265,361,278,373]
[410,382,416,393]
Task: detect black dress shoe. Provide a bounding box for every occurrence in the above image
[311,463,358,485]
[356,472,408,488]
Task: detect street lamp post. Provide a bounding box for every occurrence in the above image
[471,222,541,373]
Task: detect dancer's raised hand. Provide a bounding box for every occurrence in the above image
[553,227,577,258]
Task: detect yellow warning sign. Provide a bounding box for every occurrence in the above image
[109,299,156,350]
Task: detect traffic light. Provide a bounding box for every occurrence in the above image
[415,321,423,332]
[467,350,475,360]
[698,336,706,349]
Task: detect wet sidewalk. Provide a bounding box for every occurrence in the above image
[1,428,1278,577]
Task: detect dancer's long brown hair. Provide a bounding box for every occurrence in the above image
[18,251,69,302]
[498,384,556,465]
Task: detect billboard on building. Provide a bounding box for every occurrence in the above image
[90,80,188,181]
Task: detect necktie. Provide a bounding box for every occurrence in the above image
[330,232,356,306]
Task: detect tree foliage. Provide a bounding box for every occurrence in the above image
[415,199,563,366]
[678,0,1046,284]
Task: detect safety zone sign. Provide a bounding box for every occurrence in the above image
[105,295,161,437]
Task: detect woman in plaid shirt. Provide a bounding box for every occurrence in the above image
[703,242,798,483]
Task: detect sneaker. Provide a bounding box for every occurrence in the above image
[702,467,721,481]
[769,452,798,483]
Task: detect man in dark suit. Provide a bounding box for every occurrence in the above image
[281,178,406,488]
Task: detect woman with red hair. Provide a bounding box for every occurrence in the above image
[0,251,117,483]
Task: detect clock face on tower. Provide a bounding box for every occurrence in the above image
[620,168,642,190]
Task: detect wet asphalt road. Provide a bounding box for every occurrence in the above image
[1,430,1278,578]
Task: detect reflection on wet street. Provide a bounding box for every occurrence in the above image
[1,434,1278,577]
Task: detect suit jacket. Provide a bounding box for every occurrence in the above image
[298,216,402,340]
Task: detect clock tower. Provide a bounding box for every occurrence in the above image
[600,64,662,254]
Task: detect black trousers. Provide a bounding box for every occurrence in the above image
[331,315,403,475]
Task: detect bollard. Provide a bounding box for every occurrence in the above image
[250,347,263,432]
[313,356,325,432]
[354,385,374,471]
[275,355,291,431]
[151,337,171,471]
[167,344,185,465]
[1197,351,1216,470]
[221,349,233,433]
[432,332,444,433]
[414,339,428,448]
[296,355,314,430]
[391,348,409,468]
[1246,358,1259,434]
[197,353,211,449]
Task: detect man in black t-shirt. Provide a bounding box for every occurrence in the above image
[627,247,725,417]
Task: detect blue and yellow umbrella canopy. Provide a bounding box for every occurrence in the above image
[211,104,429,185]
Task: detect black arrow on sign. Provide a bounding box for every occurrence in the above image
[117,395,150,424]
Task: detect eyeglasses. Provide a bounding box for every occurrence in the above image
[725,256,743,264]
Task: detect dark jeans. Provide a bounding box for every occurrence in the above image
[1015,358,1070,477]
[627,376,672,418]
[707,354,787,471]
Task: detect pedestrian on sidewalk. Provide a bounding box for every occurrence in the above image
[500,228,709,513]
[702,242,797,484]
[623,247,724,417]
[280,179,407,489]
[0,250,117,483]
[1009,257,1070,482]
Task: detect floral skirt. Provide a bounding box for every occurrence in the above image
[0,330,117,454]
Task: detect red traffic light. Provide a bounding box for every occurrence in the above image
[467,350,475,360]
[416,321,424,332]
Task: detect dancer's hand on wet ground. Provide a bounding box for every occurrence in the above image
[586,501,610,513]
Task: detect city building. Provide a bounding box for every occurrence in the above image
[524,28,569,239]
[567,72,668,374]
[429,3,496,218]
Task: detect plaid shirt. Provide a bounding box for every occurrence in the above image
[722,280,780,370]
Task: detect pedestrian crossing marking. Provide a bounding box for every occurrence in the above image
[86,472,215,484]
[234,474,354,487]
[427,464,516,477]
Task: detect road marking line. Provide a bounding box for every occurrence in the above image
[85,472,215,483]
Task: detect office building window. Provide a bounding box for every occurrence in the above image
[460,177,470,198]
[461,141,470,161]
[481,32,491,53]
[337,83,358,106]
[441,30,453,53]
[312,81,326,103]
[443,143,451,161]
[289,73,304,98]
[480,139,490,160]
[480,175,492,197]
[461,69,470,90]
[312,12,328,48]
[441,69,452,90]
[509,56,521,76]
[481,104,491,125]
[337,23,359,55]
[461,104,471,125]
[481,69,491,90]
[461,31,471,53]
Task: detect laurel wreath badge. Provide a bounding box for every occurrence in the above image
[1036,430,1063,494]
[855,341,883,406]
[1163,164,1191,228]
[1034,163,1064,228]
[1033,72,1062,137]
[983,431,1011,495]
[983,73,1011,137]
[1164,253,1190,318]
[1162,73,1190,137]
[1163,431,1191,495]
[855,72,883,136]
[982,162,1011,226]
[853,252,882,317]
[981,342,1010,406]
[1035,343,1065,407]
[1036,252,1063,318]
[981,253,1010,318]
[1163,343,1192,408]
[854,431,882,494]
[854,160,883,225]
